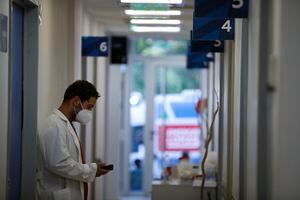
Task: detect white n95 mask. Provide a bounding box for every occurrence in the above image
[76,109,92,124]
[75,101,93,124]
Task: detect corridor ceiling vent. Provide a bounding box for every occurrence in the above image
[120,0,183,5]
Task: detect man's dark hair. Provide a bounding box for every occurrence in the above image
[63,80,100,102]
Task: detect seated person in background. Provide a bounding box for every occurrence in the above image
[179,151,190,162]
[130,159,143,190]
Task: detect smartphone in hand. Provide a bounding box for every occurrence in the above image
[101,164,114,171]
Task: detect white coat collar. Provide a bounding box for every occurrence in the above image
[53,109,69,122]
[53,109,82,163]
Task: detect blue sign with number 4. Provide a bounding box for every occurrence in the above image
[82,36,109,57]
[194,0,248,18]
[193,17,235,41]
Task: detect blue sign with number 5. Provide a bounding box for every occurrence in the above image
[82,36,109,57]
[190,31,224,53]
[193,17,235,40]
[194,0,248,18]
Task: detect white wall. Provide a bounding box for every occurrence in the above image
[213,53,220,153]
[220,0,268,199]
[220,40,237,199]
[232,19,242,200]
[220,42,229,196]
[38,0,107,124]
[0,0,9,198]
[205,0,300,199]
[38,0,77,127]
[81,4,108,200]
[218,0,300,199]
[105,64,122,200]
[245,0,265,199]
[230,18,250,200]
[94,56,107,199]
[270,0,300,199]
[207,61,215,152]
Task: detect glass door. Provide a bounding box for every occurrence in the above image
[128,60,146,194]
[148,58,203,185]
[125,44,204,197]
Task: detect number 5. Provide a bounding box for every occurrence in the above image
[232,0,244,9]
[214,40,222,47]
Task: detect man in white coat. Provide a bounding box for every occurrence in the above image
[37,80,110,200]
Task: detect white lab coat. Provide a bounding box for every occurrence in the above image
[37,109,97,200]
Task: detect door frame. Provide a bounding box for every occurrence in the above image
[8,3,24,199]
[7,0,38,199]
[145,55,198,195]
[123,55,186,196]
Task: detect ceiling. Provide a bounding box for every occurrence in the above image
[84,0,194,38]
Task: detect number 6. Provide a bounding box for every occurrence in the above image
[100,42,107,52]
[232,0,244,9]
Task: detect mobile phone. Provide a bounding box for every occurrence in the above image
[101,164,114,171]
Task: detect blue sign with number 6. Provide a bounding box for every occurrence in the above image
[82,36,109,57]
[193,17,235,40]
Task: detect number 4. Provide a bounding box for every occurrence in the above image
[221,20,232,33]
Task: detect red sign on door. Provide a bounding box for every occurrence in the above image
[159,125,201,151]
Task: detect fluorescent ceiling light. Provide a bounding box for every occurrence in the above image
[125,10,181,16]
[130,19,181,25]
[121,0,182,4]
[131,25,181,32]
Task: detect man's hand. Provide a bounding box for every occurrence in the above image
[96,162,110,177]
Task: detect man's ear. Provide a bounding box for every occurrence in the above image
[70,96,81,106]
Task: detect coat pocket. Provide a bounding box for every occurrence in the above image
[51,188,71,200]
[37,190,51,200]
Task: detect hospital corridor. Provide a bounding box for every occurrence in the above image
[0,0,300,199]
